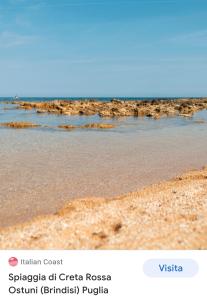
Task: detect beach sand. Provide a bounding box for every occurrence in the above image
[0,167,207,250]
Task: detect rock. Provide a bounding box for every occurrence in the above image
[146,113,154,118]
[0,122,40,129]
[13,98,207,120]
[81,123,115,129]
[58,125,77,130]
[153,114,160,120]
[133,108,139,116]
[19,105,33,110]
[179,113,193,118]
[111,99,123,104]
[62,111,71,116]
[79,110,96,116]
[194,120,206,124]
[53,100,61,106]
[99,110,113,117]
[37,109,47,113]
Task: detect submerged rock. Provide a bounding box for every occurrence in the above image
[81,123,115,129]
[0,122,40,129]
[194,119,206,124]
[58,124,78,130]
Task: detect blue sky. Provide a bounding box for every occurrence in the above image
[0,0,207,97]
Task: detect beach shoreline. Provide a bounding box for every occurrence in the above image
[0,167,207,250]
[1,99,207,228]
[0,99,207,249]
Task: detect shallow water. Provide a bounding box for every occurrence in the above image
[0,102,207,227]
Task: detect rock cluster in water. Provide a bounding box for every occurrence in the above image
[0,121,115,130]
[0,122,40,128]
[14,98,207,119]
[58,123,115,130]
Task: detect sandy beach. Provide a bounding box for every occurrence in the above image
[0,167,207,250]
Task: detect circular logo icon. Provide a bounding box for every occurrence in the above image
[8,257,18,267]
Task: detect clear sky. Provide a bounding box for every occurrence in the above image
[0,0,207,97]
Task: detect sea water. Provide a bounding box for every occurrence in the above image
[0,99,207,226]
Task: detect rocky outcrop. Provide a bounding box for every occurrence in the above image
[15,98,207,119]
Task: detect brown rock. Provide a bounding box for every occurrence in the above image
[14,98,207,120]
[81,123,115,129]
[0,122,40,129]
[58,125,77,130]
[37,109,47,113]
[99,110,113,117]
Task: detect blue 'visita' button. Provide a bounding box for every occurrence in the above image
[143,259,199,278]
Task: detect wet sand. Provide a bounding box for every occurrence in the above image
[1,167,207,250]
[0,119,207,227]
